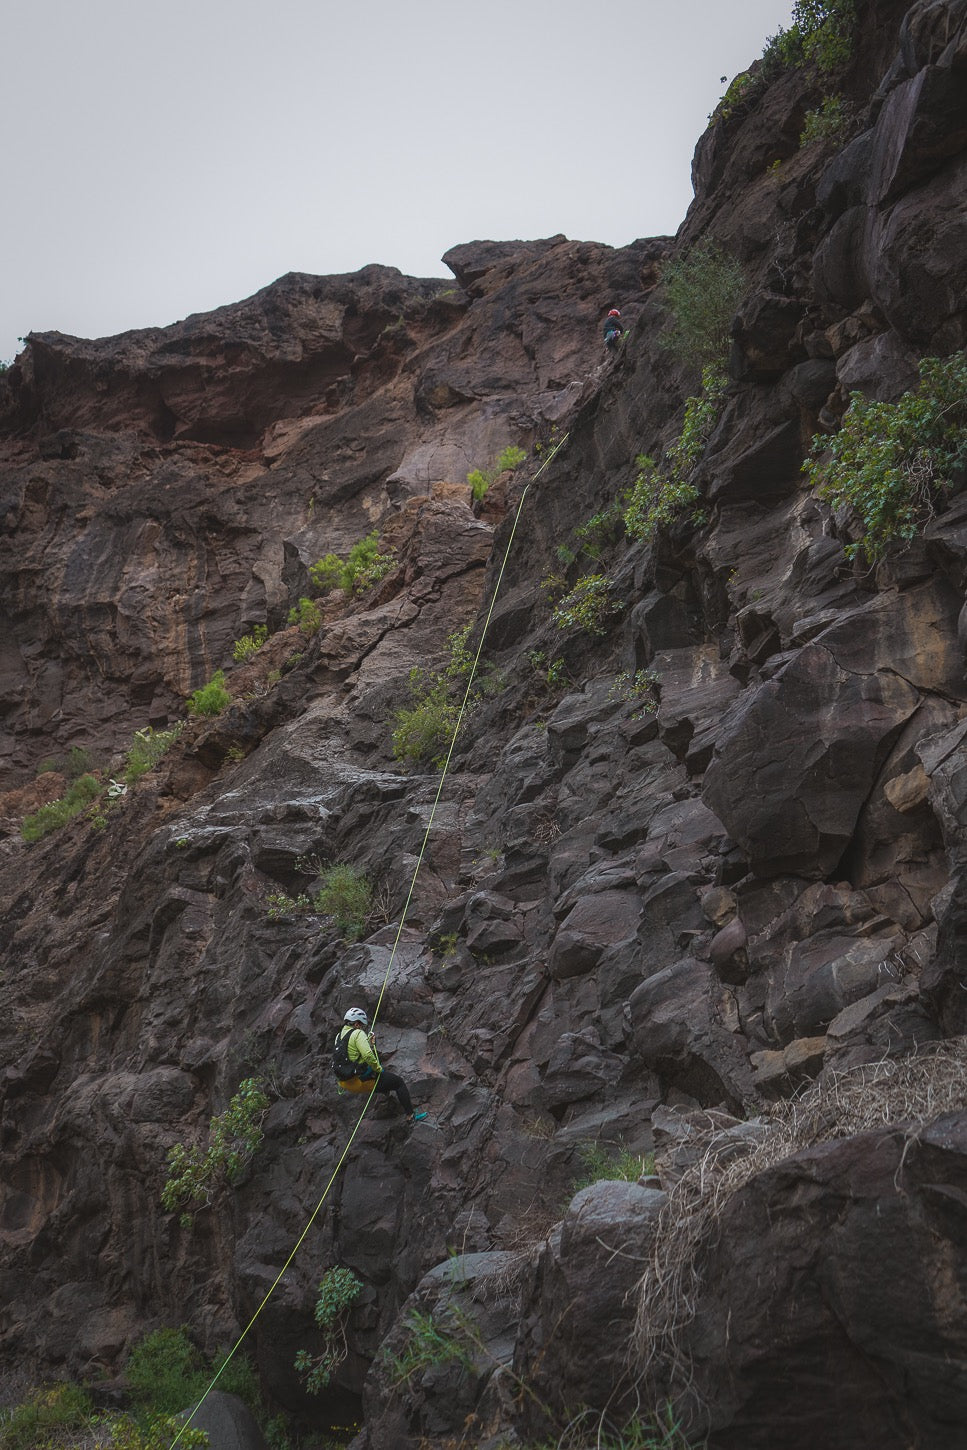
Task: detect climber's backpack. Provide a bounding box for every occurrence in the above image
[333,1028,359,1081]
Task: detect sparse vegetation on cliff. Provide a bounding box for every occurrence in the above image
[466,443,528,503]
[232,624,269,662]
[309,530,396,595]
[806,349,967,561]
[161,1078,269,1224]
[122,723,183,785]
[392,625,474,768]
[313,863,374,941]
[660,245,744,374]
[294,1267,364,1394]
[20,772,102,842]
[551,572,619,637]
[186,669,231,717]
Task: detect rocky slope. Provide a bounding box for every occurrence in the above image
[1,2,967,1447]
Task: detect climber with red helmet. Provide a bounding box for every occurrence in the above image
[604,308,623,350]
[332,1007,426,1121]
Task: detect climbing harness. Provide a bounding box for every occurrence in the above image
[168,431,569,1449]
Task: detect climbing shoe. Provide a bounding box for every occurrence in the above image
[410,1111,428,1122]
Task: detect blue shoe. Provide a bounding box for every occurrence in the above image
[410,1111,428,1122]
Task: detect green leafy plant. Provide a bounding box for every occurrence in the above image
[294,1267,364,1394]
[392,625,474,768]
[232,625,269,663]
[623,366,725,545]
[800,93,850,145]
[287,597,322,635]
[552,573,618,637]
[573,502,626,560]
[21,773,102,842]
[660,244,744,374]
[187,670,231,717]
[466,444,528,502]
[313,864,373,942]
[308,532,396,595]
[804,350,967,562]
[609,669,659,714]
[123,724,184,785]
[0,1382,95,1450]
[791,0,856,70]
[161,1078,269,1222]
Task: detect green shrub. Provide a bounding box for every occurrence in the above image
[123,724,183,785]
[21,773,102,842]
[161,1079,269,1221]
[313,864,373,942]
[344,531,396,592]
[552,573,618,637]
[624,456,700,545]
[466,443,527,502]
[232,625,268,663]
[186,670,231,717]
[804,350,967,562]
[308,532,396,595]
[660,244,745,374]
[496,444,527,473]
[800,93,850,145]
[126,1326,205,1419]
[623,365,724,545]
[792,0,856,70]
[0,1382,95,1450]
[294,1267,363,1394]
[288,596,322,635]
[392,625,474,768]
[308,553,345,592]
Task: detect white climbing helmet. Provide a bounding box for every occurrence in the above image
[344,1007,369,1027]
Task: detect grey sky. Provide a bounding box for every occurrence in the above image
[2,0,794,364]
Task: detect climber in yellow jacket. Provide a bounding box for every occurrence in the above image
[332,1007,426,1121]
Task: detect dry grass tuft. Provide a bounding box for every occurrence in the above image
[633,1040,967,1398]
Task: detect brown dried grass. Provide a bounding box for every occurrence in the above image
[633,1040,967,1397]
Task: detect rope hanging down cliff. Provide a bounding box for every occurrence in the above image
[167,430,570,1450]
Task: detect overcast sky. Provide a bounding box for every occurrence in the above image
[2,0,795,364]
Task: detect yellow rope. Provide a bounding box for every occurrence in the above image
[168,432,569,1448]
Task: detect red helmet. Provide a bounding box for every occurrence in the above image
[608,309,621,317]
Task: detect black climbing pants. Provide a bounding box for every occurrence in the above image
[371,1069,414,1115]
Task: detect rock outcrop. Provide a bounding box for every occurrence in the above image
[1,3,967,1447]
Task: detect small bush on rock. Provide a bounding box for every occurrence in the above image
[123,723,183,785]
[21,773,102,842]
[551,573,618,637]
[161,1078,269,1223]
[313,864,373,942]
[467,443,527,502]
[294,1267,363,1394]
[232,624,268,662]
[805,349,967,562]
[392,625,474,768]
[187,670,231,717]
[660,244,744,373]
[800,93,850,145]
[288,596,322,635]
[308,531,396,594]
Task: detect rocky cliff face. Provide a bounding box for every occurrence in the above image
[2,3,967,1447]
